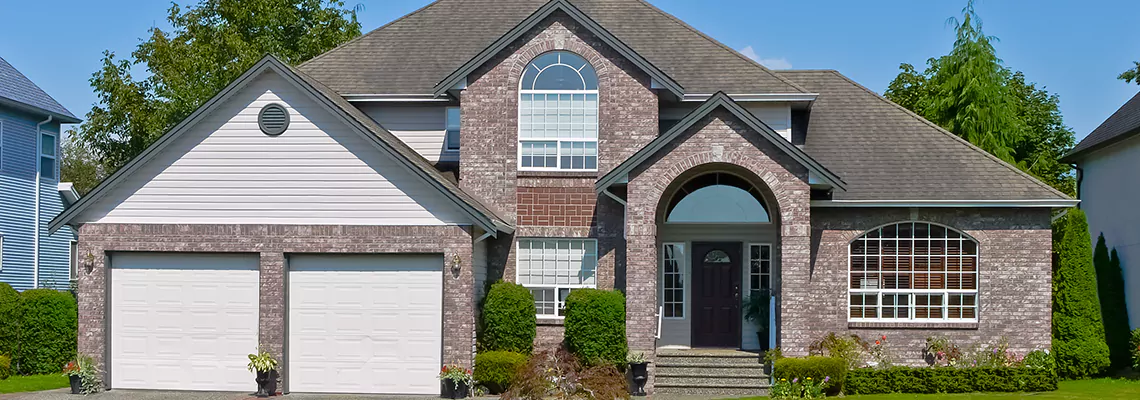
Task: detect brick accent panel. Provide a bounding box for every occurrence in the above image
[798,208,1053,364]
[517,183,597,227]
[624,110,813,392]
[75,223,476,389]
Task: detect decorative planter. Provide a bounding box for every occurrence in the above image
[254,369,279,397]
[441,379,470,399]
[629,362,649,396]
[68,375,82,394]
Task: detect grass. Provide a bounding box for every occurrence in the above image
[0,374,70,394]
[731,379,1140,400]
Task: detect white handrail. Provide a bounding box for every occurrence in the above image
[656,305,663,339]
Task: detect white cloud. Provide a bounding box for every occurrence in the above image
[738,45,792,70]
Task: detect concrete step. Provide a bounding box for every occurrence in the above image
[655,375,769,386]
[656,366,768,377]
[655,382,769,397]
[655,357,764,367]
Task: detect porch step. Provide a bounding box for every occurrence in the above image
[654,350,769,396]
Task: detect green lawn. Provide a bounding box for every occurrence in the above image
[733,379,1140,400]
[0,374,70,394]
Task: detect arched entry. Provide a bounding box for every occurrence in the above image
[656,167,779,350]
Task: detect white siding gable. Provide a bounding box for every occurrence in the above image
[78,72,470,226]
[357,104,456,163]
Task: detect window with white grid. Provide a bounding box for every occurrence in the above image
[519,51,598,171]
[517,238,598,318]
[849,222,978,322]
[661,243,685,318]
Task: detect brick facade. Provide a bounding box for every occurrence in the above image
[75,223,476,389]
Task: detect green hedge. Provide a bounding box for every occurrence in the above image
[1131,328,1140,369]
[846,366,1058,394]
[14,289,77,374]
[772,356,846,395]
[564,289,626,366]
[480,282,536,354]
[0,354,10,380]
[0,283,19,358]
[1052,209,1111,378]
[474,350,528,394]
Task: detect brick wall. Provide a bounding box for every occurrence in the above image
[795,207,1053,364]
[75,223,476,389]
[517,180,597,227]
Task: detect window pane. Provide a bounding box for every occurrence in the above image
[663,243,684,318]
[40,157,55,179]
[518,239,599,317]
[41,134,56,157]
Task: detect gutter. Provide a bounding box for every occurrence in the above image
[34,115,52,289]
[58,182,80,205]
[810,199,1080,208]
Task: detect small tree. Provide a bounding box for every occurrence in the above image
[1052,209,1110,378]
[480,281,536,354]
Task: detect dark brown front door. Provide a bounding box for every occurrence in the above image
[691,242,742,348]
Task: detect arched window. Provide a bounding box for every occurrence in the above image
[519,51,598,171]
[849,222,978,322]
[666,172,770,223]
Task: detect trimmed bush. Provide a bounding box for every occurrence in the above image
[846,365,1057,394]
[772,356,847,395]
[480,281,536,354]
[1051,209,1110,378]
[0,354,10,380]
[0,283,19,358]
[1130,328,1140,369]
[474,350,528,394]
[563,289,626,366]
[14,289,77,374]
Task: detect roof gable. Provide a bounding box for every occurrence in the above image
[0,56,79,123]
[298,0,805,95]
[597,91,845,192]
[51,55,510,234]
[1065,91,1140,161]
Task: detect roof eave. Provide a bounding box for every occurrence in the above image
[0,97,80,124]
[812,199,1080,208]
[1062,126,1140,163]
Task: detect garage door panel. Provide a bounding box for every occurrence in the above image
[111,252,259,391]
[288,254,443,394]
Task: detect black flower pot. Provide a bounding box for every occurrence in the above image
[441,379,470,399]
[254,369,279,397]
[629,362,648,396]
[68,375,82,394]
[757,331,770,351]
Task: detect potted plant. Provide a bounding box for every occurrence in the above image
[62,355,102,395]
[762,347,782,376]
[627,351,649,396]
[247,348,279,397]
[62,360,81,394]
[743,289,771,350]
[438,364,473,399]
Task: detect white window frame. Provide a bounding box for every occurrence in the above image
[661,243,685,319]
[39,130,57,180]
[748,243,773,293]
[444,106,460,152]
[515,238,598,319]
[0,235,4,272]
[517,51,599,172]
[847,221,979,323]
[69,240,78,281]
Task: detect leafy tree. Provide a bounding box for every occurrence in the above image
[76,0,362,173]
[1093,236,1132,372]
[1007,72,1076,195]
[61,132,104,195]
[1120,61,1140,84]
[1052,209,1110,378]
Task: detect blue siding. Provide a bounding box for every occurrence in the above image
[0,106,76,291]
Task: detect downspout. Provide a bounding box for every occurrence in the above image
[34,115,52,289]
[1072,164,1083,209]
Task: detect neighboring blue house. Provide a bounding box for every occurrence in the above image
[0,55,81,291]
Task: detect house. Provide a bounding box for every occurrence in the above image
[1063,90,1140,329]
[52,0,1075,395]
[0,55,81,291]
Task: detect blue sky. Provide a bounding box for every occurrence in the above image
[1,0,1137,140]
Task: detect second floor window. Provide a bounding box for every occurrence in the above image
[445,107,460,152]
[40,132,56,180]
[519,51,598,171]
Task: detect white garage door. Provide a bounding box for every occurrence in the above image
[110,252,259,391]
[288,254,442,394]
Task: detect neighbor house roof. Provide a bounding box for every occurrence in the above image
[1063,91,1140,162]
[51,55,512,235]
[780,70,1073,204]
[299,0,806,96]
[0,56,80,123]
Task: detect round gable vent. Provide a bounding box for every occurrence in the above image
[258,103,290,136]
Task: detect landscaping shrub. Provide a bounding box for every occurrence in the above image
[474,350,528,394]
[14,289,77,374]
[0,354,10,380]
[1093,234,1132,372]
[773,356,847,396]
[1131,328,1140,369]
[0,283,19,359]
[503,347,628,400]
[1051,209,1111,378]
[808,332,867,369]
[563,289,626,366]
[846,365,1057,394]
[480,281,536,354]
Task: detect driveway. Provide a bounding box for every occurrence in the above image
[1,389,465,400]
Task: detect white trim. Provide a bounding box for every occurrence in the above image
[342,94,453,102]
[812,199,1079,208]
[68,240,78,281]
[0,235,4,272]
[661,242,686,320]
[58,182,80,204]
[682,93,818,102]
[515,238,599,319]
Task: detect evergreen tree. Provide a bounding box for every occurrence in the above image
[1052,210,1110,378]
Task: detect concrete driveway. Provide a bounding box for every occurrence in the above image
[1,389,455,400]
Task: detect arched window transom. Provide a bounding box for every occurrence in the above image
[849,222,978,322]
[666,172,770,223]
[519,51,598,171]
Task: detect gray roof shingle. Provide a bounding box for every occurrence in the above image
[0,56,79,123]
[1064,91,1140,161]
[299,0,805,95]
[781,70,1070,201]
